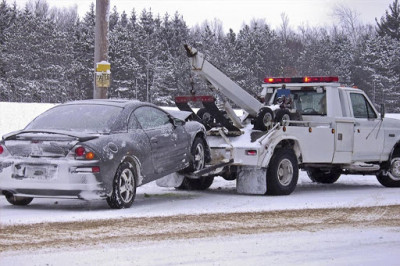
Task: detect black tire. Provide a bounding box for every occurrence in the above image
[254,107,274,131]
[197,108,213,124]
[266,149,298,195]
[376,157,400,187]
[107,162,137,209]
[176,137,213,190]
[274,109,291,125]
[221,166,238,181]
[4,193,33,206]
[177,176,215,190]
[307,168,341,184]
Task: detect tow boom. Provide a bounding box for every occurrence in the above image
[184,44,263,117]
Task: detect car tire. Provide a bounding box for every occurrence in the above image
[376,157,400,187]
[107,162,137,209]
[4,193,33,206]
[266,149,298,195]
[307,169,341,184]
[197,108,213,124]
[254,107,274,131]
[274,109,291,125]
[176,137,213,190]
[178,176,215,190]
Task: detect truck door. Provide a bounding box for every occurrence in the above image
[349,92,384,161]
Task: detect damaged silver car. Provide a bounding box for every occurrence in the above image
[0,99,210,209]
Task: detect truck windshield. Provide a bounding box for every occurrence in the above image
[291,90,326,116]
[272,89,326,116]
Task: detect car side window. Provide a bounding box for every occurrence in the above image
[350,93,377,119]
[133,106,171,129]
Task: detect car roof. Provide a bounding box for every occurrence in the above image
[62,99,144,108]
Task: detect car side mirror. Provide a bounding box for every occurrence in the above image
[380,103,385,119]
[171,117,185,127]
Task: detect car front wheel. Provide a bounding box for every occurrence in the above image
[176,137,213,190]
[107,162,137,209]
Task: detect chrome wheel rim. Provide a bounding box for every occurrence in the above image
[277,159,293,186]
[282,114,290,125]
[263,112,273,128]
[119,168,135,203]
[202,112,211,123]
[193,143,205,171]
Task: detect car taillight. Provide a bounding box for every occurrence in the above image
[0,145,4,155]
[75,147,85,157]
[74,146,96,160]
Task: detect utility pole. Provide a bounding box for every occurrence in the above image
[93,0,110,99]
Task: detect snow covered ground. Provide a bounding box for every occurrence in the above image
[1,102,400,265]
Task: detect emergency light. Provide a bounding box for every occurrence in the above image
[264,76,339,84]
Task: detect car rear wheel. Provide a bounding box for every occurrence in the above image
[107,162,137,209]
[4,192,33,206]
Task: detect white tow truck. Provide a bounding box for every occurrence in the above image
[157,45,400,195]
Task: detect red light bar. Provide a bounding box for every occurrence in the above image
[264,76,339,84]
[264,77,292,83]
[303,76,339,83]
[175,96,215,103]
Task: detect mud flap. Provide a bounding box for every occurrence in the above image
[236,166,267,194]
[156,172,185,187]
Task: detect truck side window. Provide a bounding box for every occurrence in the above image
[350,93,377,119]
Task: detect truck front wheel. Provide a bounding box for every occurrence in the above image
[376,157,400,187]
[307,169,341,184]
[266,149,298,195]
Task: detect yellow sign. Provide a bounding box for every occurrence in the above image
[95,61,111,88]
[96,72,111,88]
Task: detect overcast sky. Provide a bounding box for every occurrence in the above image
[7,0,395,32]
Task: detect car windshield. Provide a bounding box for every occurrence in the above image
[25,104,123,133]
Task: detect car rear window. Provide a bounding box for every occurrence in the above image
[25,104,123,133]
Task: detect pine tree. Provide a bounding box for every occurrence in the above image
[376,0,400,40]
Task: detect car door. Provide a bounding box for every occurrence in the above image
[350,92,384,161]
[133,106,189,178]
[127,112,155,181]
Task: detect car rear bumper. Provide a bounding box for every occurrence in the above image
[0,157,107,200]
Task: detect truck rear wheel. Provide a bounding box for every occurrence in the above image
[266,149,298,195]
[376,157,400,187]
[307,169,341,184]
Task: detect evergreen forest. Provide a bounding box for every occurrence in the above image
[0,0,399,111]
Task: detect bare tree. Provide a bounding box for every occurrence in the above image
[332,4,362,45]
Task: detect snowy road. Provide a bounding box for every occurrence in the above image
[1,173,400,265]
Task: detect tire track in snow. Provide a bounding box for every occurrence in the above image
[1,205,400,253]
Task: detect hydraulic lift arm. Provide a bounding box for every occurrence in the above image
[184,44,263,117]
